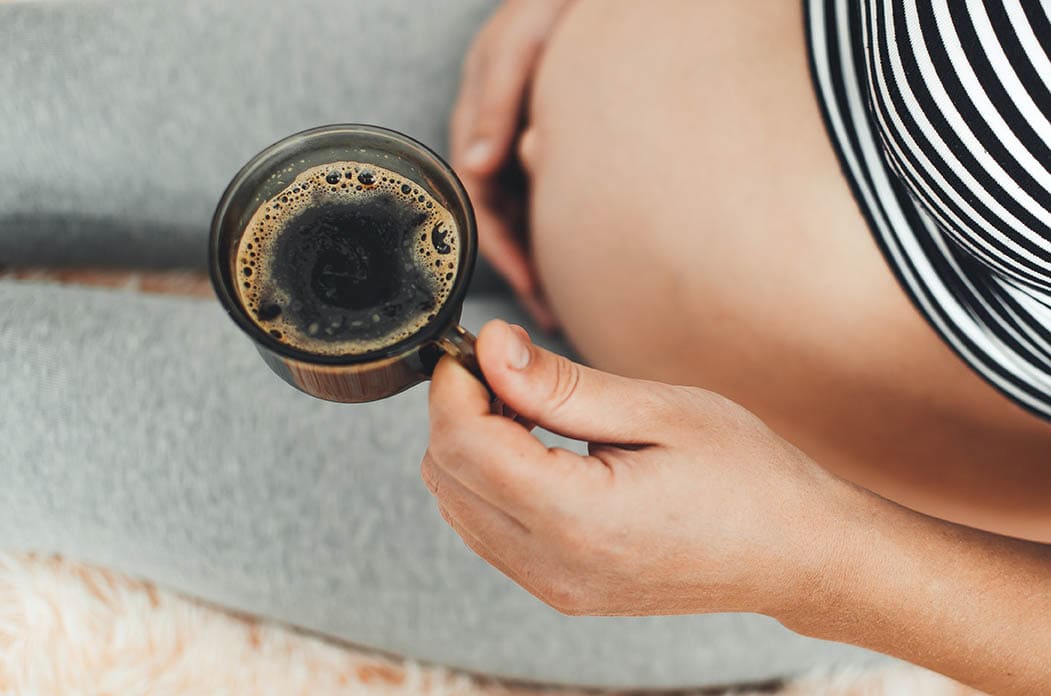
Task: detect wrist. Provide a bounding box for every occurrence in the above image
[768,465,882,635]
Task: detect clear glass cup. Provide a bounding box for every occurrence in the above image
[209,124,484,403]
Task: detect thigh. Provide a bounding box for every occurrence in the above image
[526,0,1051,540]
[0,281,889,687]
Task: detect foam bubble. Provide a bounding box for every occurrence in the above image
[234,160,461,356]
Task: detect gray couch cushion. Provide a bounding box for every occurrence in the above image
[0,0,501,293]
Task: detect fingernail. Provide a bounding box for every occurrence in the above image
[463,140,493,170]
[505,323,531,370]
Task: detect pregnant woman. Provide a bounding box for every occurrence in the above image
[425,1,1051,693]
[1,0,1047,693]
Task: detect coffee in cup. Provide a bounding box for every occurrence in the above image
[235,161,460,357]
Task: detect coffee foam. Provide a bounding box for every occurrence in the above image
[235,161,460,356]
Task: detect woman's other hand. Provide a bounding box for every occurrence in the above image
[450,1,574,331]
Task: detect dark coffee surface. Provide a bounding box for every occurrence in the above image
[235,161,459,355]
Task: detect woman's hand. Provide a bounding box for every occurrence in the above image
[423,322,1051,692]
[421,320,849,618]
[450,1,575,331]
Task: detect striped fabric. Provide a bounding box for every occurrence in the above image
[805,0,1051,419]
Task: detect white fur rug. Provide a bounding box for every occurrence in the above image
[0,553,982,696]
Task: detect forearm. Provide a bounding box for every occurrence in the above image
[782,480,1051,695]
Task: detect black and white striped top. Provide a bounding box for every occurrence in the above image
[806,0,1051,419]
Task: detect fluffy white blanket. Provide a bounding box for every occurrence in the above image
[0,553,980,696]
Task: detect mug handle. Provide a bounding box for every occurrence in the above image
[435,324,490,391]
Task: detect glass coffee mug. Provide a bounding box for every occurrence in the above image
[209,124,485,403]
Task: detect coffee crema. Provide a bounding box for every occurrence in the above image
[235,161,460,356]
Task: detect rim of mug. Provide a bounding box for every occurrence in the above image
[209,124,478,366]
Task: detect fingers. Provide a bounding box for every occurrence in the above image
[422,451,529,539]
[449,3,563,332]
[424,449,529,584]
[450,44,484,165]
[437,502,526,586]
[474,202,536,298]
[473,192,559,332]
[457,84,555,328]
[426,463,579,616]
[477,320,674,444]
[458,38,538,175]
[452,11,542,175]
[455,53,545,320]
[428,355,594,516]
[431,490,551,609]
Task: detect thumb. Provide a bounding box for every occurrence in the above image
[476,320,670,444]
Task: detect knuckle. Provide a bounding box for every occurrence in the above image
[542,578,587,616]
[428,392,454,431]
[657,384,764,435]
[460,533,489,561]
[435,447,464,479]
[428,404,472,454]
[674,384,740,420]
[437,504,458,530]
[643,384,710,429]
[428,438,464,480]
[434,433,469,475]
[420,456,438,494]
[655,386,695,422]
[426,417,450,456]
[551,518,589,554]
[546,356,582,416]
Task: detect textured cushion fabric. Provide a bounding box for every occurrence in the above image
[0,0,501,293]
[0,279,896,688]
